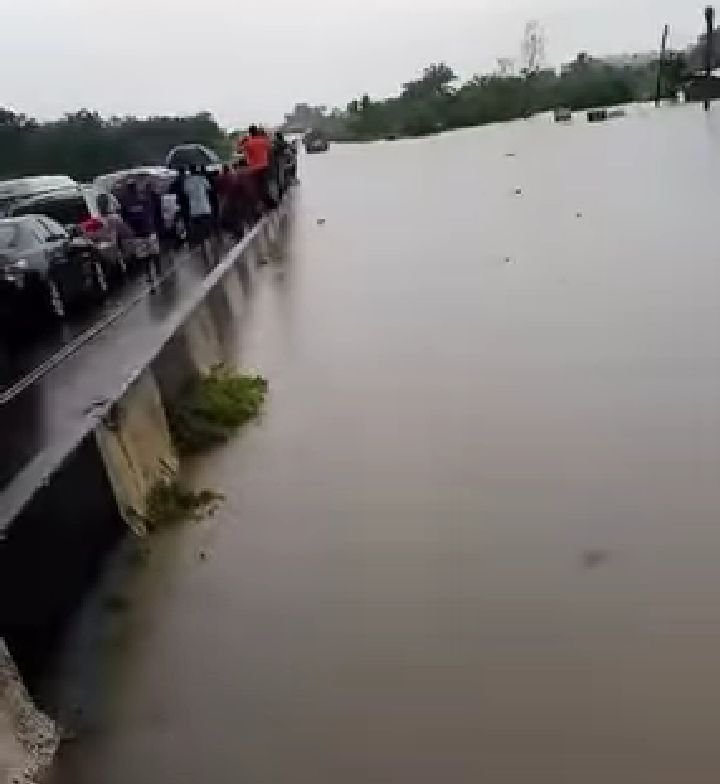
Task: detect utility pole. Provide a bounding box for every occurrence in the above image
[705,6,715,110]
[655,24,669,107]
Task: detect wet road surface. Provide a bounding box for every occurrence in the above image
[53,105,720,783]
[0,243,227,499]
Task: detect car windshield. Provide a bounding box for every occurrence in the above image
[14,192,90,226]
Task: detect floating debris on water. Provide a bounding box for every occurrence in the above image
[317,218,326,225]
[514,188,522,195]
[104,594,129,613]
[168,366,268,455]
[146,480,223,529]
[582,549,611,569]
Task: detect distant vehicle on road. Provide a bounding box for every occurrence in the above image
[0,176,77,217]
[7,185,126,282]
[166,144,222,173]
[587,108,609,122]
[554,107,572,122]
[303,131,329,154]
[95,167,186,245]
[0,216,106,326]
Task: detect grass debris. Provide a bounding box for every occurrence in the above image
[146,479,223,530]
[169,365,268,454]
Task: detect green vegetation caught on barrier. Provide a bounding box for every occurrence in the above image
[169,366,269,454]
[146,479,223,530]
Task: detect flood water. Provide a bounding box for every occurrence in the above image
[54,105,720,783]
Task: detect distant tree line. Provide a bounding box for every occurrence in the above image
[0,109,230,181]
[283,51,688,142]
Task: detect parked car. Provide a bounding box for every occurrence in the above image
[95,167,186,245]
[0,216,107,325]
[0,176,77,217]
[166,144,222,173]
[7,185,126,282]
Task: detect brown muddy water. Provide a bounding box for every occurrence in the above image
[53,105,720,783]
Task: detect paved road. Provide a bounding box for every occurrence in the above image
[0,244,221,494]
[53,106,720,783]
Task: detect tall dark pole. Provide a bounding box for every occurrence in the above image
[705,6,715,110]
[655,24,669,107]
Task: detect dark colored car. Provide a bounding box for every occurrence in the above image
[8,186,125,282]
[0,176,77,217]
[0,216,106,325]
[303,132,329,153]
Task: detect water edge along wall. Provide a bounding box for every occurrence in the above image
[0,200,291,783]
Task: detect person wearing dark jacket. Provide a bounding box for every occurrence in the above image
[170,167,191,242]
[120,180,161,284]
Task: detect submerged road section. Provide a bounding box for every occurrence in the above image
[52,105,720,783]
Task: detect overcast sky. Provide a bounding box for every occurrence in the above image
[2,0,703,128]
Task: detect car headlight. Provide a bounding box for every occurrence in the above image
[2,259,28,287]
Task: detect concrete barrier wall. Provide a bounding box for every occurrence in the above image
[95,368,178,536]
[0,201,290,778]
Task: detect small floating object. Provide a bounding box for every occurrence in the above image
[514,187,522,195]
[317,218,326,225]
[504,152,516,157]
[582,549,611,569]
[504,257,511,263]
[575,211,583,218]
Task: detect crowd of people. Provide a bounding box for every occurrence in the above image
[117,127,297,284]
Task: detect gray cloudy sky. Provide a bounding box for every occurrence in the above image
[3,0,702,128]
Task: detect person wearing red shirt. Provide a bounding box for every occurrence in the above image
[239,125,276,211]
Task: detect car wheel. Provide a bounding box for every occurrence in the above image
[92,256,109,297]
[112,244,128,278]
[47,278,66,319]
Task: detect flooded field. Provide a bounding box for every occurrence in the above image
[53,105,720,783]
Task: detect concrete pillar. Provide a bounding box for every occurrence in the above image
[95,369,178,535]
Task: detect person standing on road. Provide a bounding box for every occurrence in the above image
[170,167,191,242]
[183,164,213,247]
[272,131,289,197]
[288,139,298,183]
[142,176,165,258]
[240,125,276,212]
[120,180,161,285]
[231,159,258,231]
[201,165,220,231]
